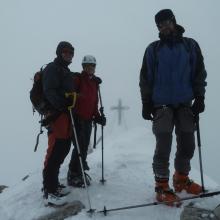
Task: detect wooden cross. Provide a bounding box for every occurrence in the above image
[111,99,129,126]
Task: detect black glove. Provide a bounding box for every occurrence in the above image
[142,102,154,120]
[93,76,102,84]
[94,115,106,126]
[65,96,74,108]
[191,96,205,115]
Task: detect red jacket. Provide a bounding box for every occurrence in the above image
[74,71,100,120]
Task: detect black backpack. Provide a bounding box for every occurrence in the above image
[30,66,51,115]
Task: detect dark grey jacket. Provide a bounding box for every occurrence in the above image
[42,58,75,111]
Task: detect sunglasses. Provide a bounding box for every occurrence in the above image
[84,63,96,67]
[62,49,74,55]
[157,19,173,29]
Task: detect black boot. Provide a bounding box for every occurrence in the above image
[67,170,91,188]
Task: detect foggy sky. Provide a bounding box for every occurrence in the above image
[0,0,220,186]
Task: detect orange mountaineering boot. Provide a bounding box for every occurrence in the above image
[155,181,181,207]
[173,172,202,195]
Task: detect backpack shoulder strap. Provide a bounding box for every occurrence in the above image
[182,37,196,69]
[40,64,48,71]
[151,40,160,57]
[150,40,160,83]
[182,37,196,53]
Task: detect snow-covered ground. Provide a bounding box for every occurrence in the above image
[0,126,219,220]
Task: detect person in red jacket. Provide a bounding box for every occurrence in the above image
[67,55,106,187]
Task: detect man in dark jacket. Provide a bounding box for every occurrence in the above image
[139,9,207,205]
[42,41,75,205]
[67,55,106,188]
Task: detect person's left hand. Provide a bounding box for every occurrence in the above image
[191,96,205,115]
[94,115,106,126]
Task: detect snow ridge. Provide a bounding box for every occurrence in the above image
[0,127,219,220]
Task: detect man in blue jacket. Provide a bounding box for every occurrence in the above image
[139,9,207,205]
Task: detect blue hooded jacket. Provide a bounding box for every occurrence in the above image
[139,25,207,106]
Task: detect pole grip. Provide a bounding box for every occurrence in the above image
[65,92,77,110]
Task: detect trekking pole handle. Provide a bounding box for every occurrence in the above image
[98,87,104,116]
[65,92,77,110]
[100,107,104,115]
[195,114,199,123]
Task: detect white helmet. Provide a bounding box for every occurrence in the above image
[82,55,96,65]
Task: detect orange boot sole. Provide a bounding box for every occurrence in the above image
[156,188,181,207]
[173,176,202,195]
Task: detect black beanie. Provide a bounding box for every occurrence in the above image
[56,41,74,56]
[155,9,176,26]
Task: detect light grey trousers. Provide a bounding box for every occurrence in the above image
[152,106,196,181]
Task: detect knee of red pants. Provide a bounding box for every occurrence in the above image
[44,133,55,168]
[44,134,71,169]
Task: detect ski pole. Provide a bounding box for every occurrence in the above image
[195,115,205,193]
[93,122,97,149]
[98,87,106,184]
[65,92,95,214]
[98,190,220,215]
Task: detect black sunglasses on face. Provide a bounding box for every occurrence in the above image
[62,49,74,55]
[84,63,96,67]
[157,19,173,29]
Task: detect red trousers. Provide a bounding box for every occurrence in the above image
[43,113,72,193]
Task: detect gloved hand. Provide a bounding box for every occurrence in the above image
[191,96,205,115]
[94,115,106,126]
[65,96,75,108]
[64,92,78,109]
[142,102,154,120]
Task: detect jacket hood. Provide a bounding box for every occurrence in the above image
[159,24,185,42]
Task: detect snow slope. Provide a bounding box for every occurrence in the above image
[0,126,219,220]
